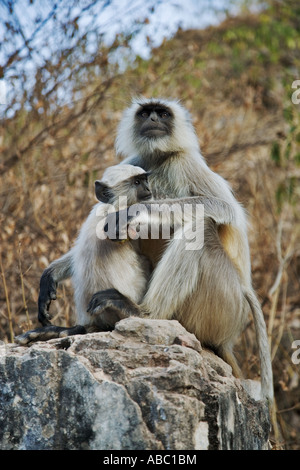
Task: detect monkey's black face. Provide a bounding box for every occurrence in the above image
[95,174,152,205]
[135,103,173,139]
[131,174,152,201]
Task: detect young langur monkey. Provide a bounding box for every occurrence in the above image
[15,164,152,343]
[17,97,273,402]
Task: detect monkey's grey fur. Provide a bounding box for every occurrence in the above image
[16,97,273,402]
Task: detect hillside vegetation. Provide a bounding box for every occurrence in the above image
[0,1,299,449]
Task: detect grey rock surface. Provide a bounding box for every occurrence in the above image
[0,317,270,450]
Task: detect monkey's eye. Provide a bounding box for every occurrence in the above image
[134,179,141,185]
[160,111,170,119]
[139,111,149,118]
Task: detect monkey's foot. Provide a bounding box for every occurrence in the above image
[87,288,141,330]
[15,325,87,346]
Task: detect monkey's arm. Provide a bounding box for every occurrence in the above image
[109,195,236,241]
[38,250,74,326]
[149,195,236,225]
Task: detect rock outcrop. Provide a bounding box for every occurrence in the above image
[0,318,270,450]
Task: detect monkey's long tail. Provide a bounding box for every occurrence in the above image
[244,289,274,403]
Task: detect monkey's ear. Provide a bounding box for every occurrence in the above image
[95,181,113,203]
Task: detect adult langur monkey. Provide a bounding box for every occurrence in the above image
[17,97,273,402]
[91,97,273,402]
[15,164,152,344]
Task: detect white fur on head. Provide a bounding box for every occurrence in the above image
[115,97,200,157]
[101,164,146,186]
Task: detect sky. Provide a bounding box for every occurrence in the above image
[96,0,234,58]
[0,0,234,59]
[0,0,240,110]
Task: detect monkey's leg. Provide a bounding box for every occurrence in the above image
[38,251,74,326]
[87,288,141,330]
[14,324,87,346]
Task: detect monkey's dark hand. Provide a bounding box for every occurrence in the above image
[113,204,152,241]
[38,269,57,326]
[104,209,135,242]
